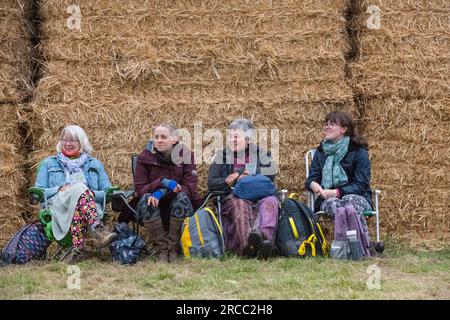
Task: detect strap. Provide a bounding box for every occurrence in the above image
[180,217,192,258]
[288,217,299,240]
[316,223,328,256]
[288,193,298,199]
[194,213,204,247]
[297,234,317,257]
[204,207,223,237]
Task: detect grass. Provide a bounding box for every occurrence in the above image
[1,241,449,300]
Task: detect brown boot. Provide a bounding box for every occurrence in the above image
[92,224,118,248]
[144,217,168,263]
[167,217,184,263]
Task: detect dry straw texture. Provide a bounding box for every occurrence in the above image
[30,0,354,197]
[0,105,26,245]
[0,0,33,103]
[352,0,450,99]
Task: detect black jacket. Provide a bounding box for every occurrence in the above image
[305,142,373,212]
[207,144,277,194]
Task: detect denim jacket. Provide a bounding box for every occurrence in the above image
[34,155,112,209]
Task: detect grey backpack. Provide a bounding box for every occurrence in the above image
[180,207,225,259]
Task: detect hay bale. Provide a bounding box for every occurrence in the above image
[363,97,450,244]
[36,0,352,104]
[352,0,450,99]
[0,0,33,103]
[0,105,26,246]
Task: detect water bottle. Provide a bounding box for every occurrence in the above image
[346,230,364,261]
[279,189,288,203]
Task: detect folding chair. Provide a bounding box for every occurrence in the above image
[304,149,384,252]
[27,161,119,261]
[108,154,226,255]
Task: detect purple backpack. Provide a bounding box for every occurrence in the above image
[330,205,371,260]
[1,220,52,265]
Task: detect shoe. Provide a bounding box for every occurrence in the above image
[258,240,273,260]
[61,247,86,264]
[93,224,118,248]
[242,231,263,258]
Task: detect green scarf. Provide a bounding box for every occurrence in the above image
[321,136,350,189]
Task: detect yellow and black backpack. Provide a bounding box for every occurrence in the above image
[276,195,328,257]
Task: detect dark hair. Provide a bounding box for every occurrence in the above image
[325,111,369,149]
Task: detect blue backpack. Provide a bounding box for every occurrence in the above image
[233,175,276,202]
[109,223,148,265]
[1,220,52,264]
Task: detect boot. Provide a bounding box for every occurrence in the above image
[167,217,184,263]
[242,231,263,258]
[92,223,118,248]
[144,217,168,263]
[61,247,86,264]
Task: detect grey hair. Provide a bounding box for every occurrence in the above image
[56,125,93,154]
[228,117,255,139]
[153,122,179,137]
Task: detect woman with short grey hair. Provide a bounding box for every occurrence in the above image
[207,118,279,260]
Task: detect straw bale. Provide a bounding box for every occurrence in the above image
[40,29,348,62]
[41,9,346,37]
[352,0,450,99]
[0,105,26,246]
[0,2,33,103]
[40,0,347,18]
[28,100,356,193]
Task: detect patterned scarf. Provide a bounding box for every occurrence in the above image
[321,136,350,189]
[57,152,89,185]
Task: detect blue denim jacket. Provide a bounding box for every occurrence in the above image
[34,155,112,210]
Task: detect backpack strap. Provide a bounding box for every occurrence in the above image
[181,216,192,258]
[298,234,317,257]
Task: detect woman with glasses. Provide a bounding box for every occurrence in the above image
[305,111,373,216]
[35,125,117,263]
[305,111,376,253]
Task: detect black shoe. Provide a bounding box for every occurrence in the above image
[242,231,263,258]
[259,240,273,260]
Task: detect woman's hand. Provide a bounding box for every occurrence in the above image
[58,184,70,193]
[309,182,325,197]
[237,171,249,180]
[147,196,159,208]
[173,184,182,193]
[320,189,338,199]
[225,172,240,187]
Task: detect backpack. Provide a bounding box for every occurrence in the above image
[330,205,371,260]
[233,175,276,202]
[109,223,148,265]
[180,207,225,259]
[276,196,328,257]
[1,220,52,265]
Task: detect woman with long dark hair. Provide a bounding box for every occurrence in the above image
[305,111,377,255]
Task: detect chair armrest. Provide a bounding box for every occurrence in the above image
[27,187,45,205]
[104,186,120,199]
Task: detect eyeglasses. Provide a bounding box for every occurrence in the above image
[61,139,79,144]
[323,121,340,128]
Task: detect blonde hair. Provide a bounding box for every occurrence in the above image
[153,122,179,137]
[56,125,93,154]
